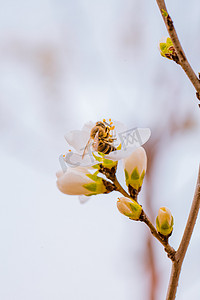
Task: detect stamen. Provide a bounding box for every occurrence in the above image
[103,118,106,122]
[63,154,65,157]
[110,126,115,130]
[109,118,111,122]
[68,149,71,152]
[110,122,113,125]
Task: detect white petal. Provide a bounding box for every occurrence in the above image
[65,130,90,154]
[113,120,127,133]
[123,147,147,175]
[82,121,95,132]
[105,128,150,161]
[105,146,137,161]
[118,127,151,150]
[56,170,64,178]
[79,195,90,204]
[136,128,151,145]
[64,151,96,168]
[56,168,90,195]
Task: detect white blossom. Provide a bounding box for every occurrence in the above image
[62,120,151,169]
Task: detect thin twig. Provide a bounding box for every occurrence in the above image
[147,236,158,300]
[166,166,200,300]
[112,176,176,260]
[156,0,200,101]
[113,176,130,198]
[141,211,176,260]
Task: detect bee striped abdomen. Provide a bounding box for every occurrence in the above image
[97,140,116,154]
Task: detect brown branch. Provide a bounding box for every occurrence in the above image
[165,261,181,300]
[113,176,130,198]
[165,166,200,300]
[140,211,176,260]
[112,175,176,260]
[156,0,200,101]
[147,236,158,300]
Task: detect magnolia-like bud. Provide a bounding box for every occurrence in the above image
[156,207,174,236]
[56,167,108,196]
[158,37,176,60]
[117,197,142,220]
[123,147,147,191]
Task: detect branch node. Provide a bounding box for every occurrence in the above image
[166,15,173,31]
[196,92,200,101]
[166,249,176,261]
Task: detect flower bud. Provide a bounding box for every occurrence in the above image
[92,152,118,170]
[156,207,174,236]
[123,147,147,191]
[56,167,108,196]
[117,197,142,220]
[158,37,176,60]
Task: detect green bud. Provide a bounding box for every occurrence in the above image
[158,37,176,60]
[92,152,117,169]
[156,207,174,236]
[117,197,142,220]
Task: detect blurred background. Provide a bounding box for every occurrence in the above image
[0,0,200,299]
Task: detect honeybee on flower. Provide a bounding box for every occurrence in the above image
[82,119,116,158]
[61,119,151,169]
[56,119,151,202]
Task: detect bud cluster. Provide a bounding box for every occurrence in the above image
[57,122,175,242]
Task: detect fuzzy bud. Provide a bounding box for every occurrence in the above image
[117,197,142,220]
[56,167,109,196]
[156,207,174,236]
[123,147,147,191]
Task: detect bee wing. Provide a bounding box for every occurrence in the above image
[92,130,100,151]
[82,138,93,159]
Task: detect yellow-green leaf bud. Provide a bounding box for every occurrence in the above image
[156,207,174,236]
[92,152,117,170]
[158,37,176,60]
[117,197,142,220]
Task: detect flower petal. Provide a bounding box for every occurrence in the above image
[64,151,96,168]
[113,120,127,134]
[78,195,90,204]
[105,147,137,161]
[136,128,151,145]
[82,121,95,132]
[65,130,90,154]
[56,169,90,195]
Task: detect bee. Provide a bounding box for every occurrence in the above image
[82,121,116,158]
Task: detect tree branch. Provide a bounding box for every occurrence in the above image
[156,0,200,101]
[165,166,200,300]
[113,176,130,198]
[140,211,176,260]
[177,166,200,261]
[112,175,176,260]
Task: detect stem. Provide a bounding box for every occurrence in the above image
[166,166,200,300]
[141,211,176,260]
[166,261,181,300]
[112,176,176,260]
[113,176,130,198]
[147,236,158,300]
[156,0,200,101]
